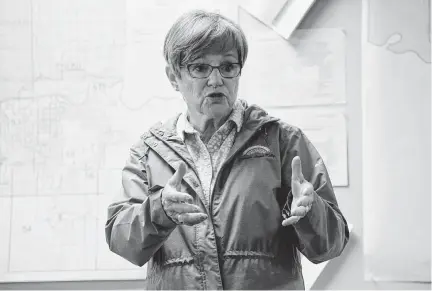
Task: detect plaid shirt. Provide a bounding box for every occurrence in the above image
[176,100,244,206]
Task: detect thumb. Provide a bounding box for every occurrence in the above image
[291,156,304,182]
[169,162,187,190]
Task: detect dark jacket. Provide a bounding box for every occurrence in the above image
[105,102,350,290]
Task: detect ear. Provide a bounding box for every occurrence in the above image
[165,65,180,91]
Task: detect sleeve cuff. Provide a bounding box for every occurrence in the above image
[294,191,325,231]
[148,185,177,229]
[282,191,325,227]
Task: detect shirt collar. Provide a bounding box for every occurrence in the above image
[176,99,245,141]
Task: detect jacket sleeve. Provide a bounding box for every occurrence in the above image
[279,123,350,264]
[105,139,177,267]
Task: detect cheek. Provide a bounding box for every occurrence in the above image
[192,82,209,101]
[180,79,203,99]
[191,83,204,97]
[228,79,239,100]
[181,81,207,110]
[232,81,239,94]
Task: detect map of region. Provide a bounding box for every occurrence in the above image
[367,0,431,63]
[0,0,235,283]
[0,0,150,282]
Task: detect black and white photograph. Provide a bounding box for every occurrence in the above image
[0,0,430,290]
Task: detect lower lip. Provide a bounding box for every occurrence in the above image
[208,95,225,100]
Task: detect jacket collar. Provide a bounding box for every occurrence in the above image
[176,99,245,142]
[142,100,280,202]
[147,99,278,141]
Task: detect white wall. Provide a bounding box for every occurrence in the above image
[362,0,431,283]
[311,0,431,289]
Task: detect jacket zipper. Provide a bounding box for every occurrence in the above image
[205,120,276,286]
[210,120,276,209]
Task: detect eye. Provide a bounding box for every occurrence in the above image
[221,63,234,72]
[191,64,209,72]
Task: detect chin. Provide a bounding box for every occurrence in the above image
[202,98,229,117]
[205,103,231,118]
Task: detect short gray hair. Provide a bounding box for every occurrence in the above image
[163,10,248,77]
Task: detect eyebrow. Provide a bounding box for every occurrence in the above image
[224,52,238,58]
[191,52,239,63]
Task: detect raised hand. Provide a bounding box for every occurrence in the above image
[282,156,315,226]
[161,162,208,226]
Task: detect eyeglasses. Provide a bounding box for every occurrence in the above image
[185,63,242,79]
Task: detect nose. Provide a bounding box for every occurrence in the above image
[207,67,223,88]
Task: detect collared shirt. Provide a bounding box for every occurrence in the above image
[176,100,244,206]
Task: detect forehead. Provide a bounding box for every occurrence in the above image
[193,48,239,63]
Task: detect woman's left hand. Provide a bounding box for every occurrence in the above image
[282,156,315,226]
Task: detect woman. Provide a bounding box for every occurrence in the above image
[105,10,349,290]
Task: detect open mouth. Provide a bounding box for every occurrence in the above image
[207,93,225,98]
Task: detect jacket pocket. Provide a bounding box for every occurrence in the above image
[155,224,197,265]
[239,145,275,160]
[223,250,276,260]
[162,256,195,267]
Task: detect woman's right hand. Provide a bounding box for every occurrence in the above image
[161,162,208,226]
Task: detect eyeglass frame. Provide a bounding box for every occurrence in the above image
[180,63,243,79]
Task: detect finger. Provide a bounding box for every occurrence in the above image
[181,213,208,226]
[291,156,304,182]
[165,202,202,214]
[164,190,194,204]
[291,180,302,198]
[301,183,314,197]
[168,162,187,190]
[291,157,305,198]
[290,205,309,217]
[293,195,314,208]
[282,216,301,226]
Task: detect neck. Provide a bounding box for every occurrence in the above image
[187,109,232,139]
